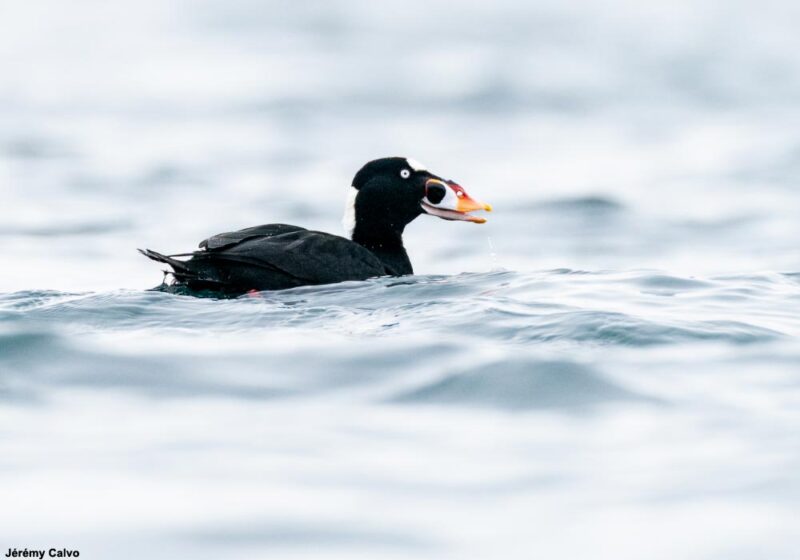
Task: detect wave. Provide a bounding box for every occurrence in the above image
[1,269,797,411]
[390,358,653,410]
[0,270,793,342]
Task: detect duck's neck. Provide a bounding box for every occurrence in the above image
[352,224,413,276]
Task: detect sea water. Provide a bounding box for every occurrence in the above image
[1,1,800,558]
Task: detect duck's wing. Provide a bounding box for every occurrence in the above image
[192,229,389,289]
[142,226,392,293]
[199,223,307,251]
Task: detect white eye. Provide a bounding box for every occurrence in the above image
[400,169,411,179]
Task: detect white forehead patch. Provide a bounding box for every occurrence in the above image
[405,158,427,172]
[342,186,358,239]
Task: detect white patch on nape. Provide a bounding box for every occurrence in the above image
[342,186,359,239]
[405,158,427,172]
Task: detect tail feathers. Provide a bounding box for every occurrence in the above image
[138,248,193,277]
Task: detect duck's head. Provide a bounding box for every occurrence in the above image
[343,157,492,239]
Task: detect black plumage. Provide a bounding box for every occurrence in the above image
[139,225,390,293]
[140,157,490,295]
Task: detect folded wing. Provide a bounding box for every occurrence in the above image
[144,224,391,293]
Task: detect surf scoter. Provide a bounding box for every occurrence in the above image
[140,157,491,294]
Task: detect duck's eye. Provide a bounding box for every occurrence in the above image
[400,169,411,179]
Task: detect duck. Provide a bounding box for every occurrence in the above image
[139,157,492,294]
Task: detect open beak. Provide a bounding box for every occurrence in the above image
[421,179,492,224]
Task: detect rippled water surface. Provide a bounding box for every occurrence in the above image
[2,1,800,558]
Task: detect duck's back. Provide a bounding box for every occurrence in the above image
[141,224,391,294]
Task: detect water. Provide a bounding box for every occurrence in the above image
[2,0,800,558]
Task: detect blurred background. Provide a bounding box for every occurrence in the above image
[1,1,800,559]
[2,0,799,291]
